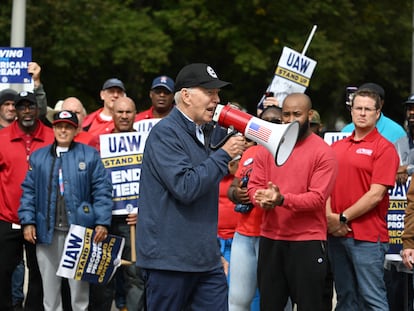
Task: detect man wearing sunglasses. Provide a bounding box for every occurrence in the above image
[0,91,54,311]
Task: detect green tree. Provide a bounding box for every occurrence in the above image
[0,0,411,129]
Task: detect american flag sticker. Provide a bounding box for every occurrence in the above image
[247,122,271,142]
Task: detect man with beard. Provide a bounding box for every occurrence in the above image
[0,91,55,311]
[248,93,338,311]
[89,97,144,311]
[0,62,47,130]
[134,75,175,121]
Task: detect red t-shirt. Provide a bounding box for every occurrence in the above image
[248,133,337,241]
[234,145,263,237]
[330,128,399,242]
[218,174,238,239]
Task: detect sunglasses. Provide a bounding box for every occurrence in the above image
[15,103,37,111]
[264,118,282,124]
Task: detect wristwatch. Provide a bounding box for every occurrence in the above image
[339,213,348,224]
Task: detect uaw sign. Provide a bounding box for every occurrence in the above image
[387,178,410,260]
[0,47,32,84]
[259,46,317,107]
[57,225,124,284]
[325,132,407,259]
[100,118,160,215]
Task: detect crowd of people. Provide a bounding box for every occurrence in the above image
[2,61,414,311]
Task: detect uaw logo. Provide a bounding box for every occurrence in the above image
[207,66,217,78]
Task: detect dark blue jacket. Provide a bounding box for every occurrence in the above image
[136,107,232,272]
[18,142,113,244]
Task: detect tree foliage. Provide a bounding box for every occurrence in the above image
[0,0,411,128]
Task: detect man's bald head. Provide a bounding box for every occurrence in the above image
[61,97,87,128]
[113,96,137,132]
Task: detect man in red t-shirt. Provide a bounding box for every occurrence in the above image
[248,93,337,310]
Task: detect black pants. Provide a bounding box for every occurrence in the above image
[24,241,44,311]
[384,265,413,311]
[89,216,146,311]
[0,220,44,311]
[257,237,328,311]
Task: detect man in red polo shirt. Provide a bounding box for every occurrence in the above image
[327,88,399,310]
[0,91,55,310]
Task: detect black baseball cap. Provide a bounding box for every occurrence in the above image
[357,83,385,99]
[404,94,414,105]
[15,91,37,106]
[53,110,79,128]
[174,63,231,92]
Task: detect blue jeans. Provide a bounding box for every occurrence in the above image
[229,232,260,311]
[328,237,389,311]
[11,260,25,305]
[219,237,232,283]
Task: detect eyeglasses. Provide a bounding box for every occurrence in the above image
[351,106,377,113]
[15,103,37,111]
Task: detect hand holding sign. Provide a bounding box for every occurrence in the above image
[258,26,317,110]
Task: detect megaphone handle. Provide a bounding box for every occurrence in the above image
[210,129,239,150]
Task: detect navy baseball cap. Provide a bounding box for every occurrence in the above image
[151,76,174,93]
[174,63,231,92]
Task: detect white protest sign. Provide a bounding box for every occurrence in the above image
[100,118,160,215]
[323,132,351,145]
[258,26,318,109]
[57,225,124,284]
[258,47,317,108]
